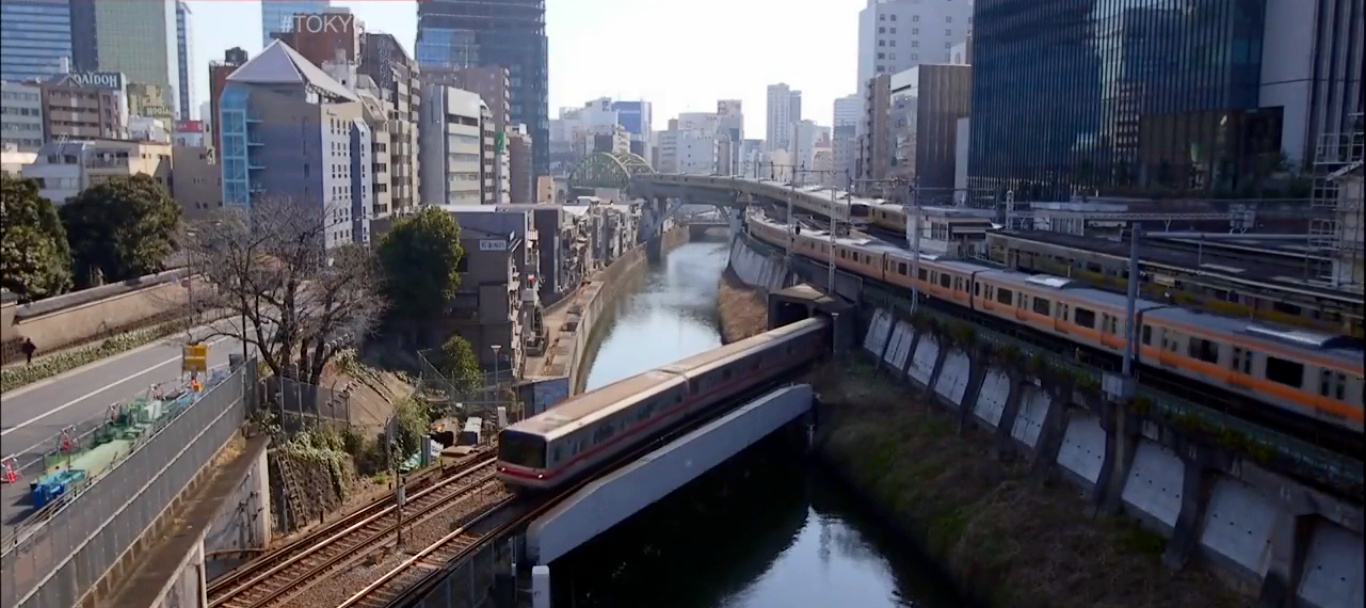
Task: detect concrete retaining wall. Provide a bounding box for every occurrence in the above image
[202,439,271,580]
[727,237,790,292]
[857,307,1365,607]
[1,269,204,363]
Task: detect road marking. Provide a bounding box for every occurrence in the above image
[0,337,232,438]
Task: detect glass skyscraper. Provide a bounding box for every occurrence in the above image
[968,0,1281,199]
[417,0,550,179]
[176,1,194,119]
[70,0,181,110]
[261,0,330,48]
[0,0,73,82]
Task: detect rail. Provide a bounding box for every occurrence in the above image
[207,457,503,608]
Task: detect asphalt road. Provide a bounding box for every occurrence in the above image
[0,319,250,530]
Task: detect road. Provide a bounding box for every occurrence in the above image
[0,319,250,531]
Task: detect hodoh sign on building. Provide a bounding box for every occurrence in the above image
[69,72,124,91]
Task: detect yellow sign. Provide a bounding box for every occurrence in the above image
[183,343,208,373]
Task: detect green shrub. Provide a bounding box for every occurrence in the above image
[1,321,188,393]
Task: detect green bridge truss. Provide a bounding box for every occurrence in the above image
[568,151,655,191]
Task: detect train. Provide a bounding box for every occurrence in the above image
[496,317,830,490]
[640,174,877,226]
[744,209,1366,435]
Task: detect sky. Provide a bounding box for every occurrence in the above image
[184,0,866,136]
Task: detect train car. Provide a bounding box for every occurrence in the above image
[497,318,830,490]
[744,208,1366,434]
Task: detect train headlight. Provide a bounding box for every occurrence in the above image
[537,473,544,479]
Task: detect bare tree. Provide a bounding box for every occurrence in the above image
[183,197,385,384]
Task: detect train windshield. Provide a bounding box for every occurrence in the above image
[850,203,871,218]
[498,430,547,469]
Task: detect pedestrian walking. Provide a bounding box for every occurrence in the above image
[21,338,36,366]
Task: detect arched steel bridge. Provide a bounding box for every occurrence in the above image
[567,151,655,191]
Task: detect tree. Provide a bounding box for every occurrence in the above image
[184,198,385,384]
[60,174,181,287]
[376,207,464,321]
[440,334,483,394]
[0,174,73,300]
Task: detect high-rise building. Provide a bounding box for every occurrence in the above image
[1261,0,1363,164]
[425,66,511,133]
[856,0,972,100]
[889,64,972,190]
[856,73,891,185]
[420,84,494,205]
[765,83,802,153]
[968,0,1310,199]
[717,99,744,174]
[175,1,194,119]
[219,41,371,247]
[1,82,45,151]
[261,0,331,48]
[610,100,653,165]
[0,0,73,83]
[70,0,181,110]
[834,95,861,128]
[507,124,533,202]
[417,0,549,178]
[359,33,422,215]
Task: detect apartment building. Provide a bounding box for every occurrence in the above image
[21,138,171,203]
[39,72,128,141]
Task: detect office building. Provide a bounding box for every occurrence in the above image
[22,139,171,203]
[219,41,371,247]
[420,84,493,205]
[426,66,511,134]
[835,94,861,127]
[358,33,421,215]
[207,47,248,151]
[417,0,549,178]
[610,100,653,164]
[2,82,46,151]
[766,83,802,152]
[39,72,128,140]
[968,0,1292,198]
[173,119,205,147]
[261,0,331,48]
[353,79,394,217]
[173,145,220,220]
[889,64,972,191]
[1261,0,1363,164]
[70,0,181,110]
[856,0,972,98]
[856,73,891,184]
[0,0,73,83]
[717,99,744,174]
[508,124,533,202]
[175,1,194,119]
[127,82,173,120]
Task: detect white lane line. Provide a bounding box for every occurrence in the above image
[1,337,231,438]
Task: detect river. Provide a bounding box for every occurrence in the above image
[558,235,962,608]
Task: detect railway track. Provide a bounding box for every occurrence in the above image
[336,498,523,608]
[207,455,500,608]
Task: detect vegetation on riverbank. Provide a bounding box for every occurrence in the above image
[812,361,1243,608]
[715,268,769,344]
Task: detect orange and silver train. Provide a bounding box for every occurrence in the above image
[746,209,1365,434]
[496,317,829,490]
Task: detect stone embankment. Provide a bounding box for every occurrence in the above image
[715,267,769,344]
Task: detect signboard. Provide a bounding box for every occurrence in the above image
[478,239,508,252]
[494,131,505,154]
[141,105,174,119]
[182,343,208,373]
[176,120,203,133]
[69,72,124,91]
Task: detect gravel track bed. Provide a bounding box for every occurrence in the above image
[278,481,512,608]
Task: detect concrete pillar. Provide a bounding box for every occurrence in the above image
[994,373,1025,456]
[1162,448,1214,570]
[957,356,986,435]
[1030,398,1069,476]
[897,328,922,378]
[925,335,949,397]
[1094,399,1140,514]
[531,565,552,608]
[1257,495,1315,608]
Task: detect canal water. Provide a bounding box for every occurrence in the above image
[563,235,962,608]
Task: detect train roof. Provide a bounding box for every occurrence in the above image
[510,370,682,437]
[658,317,826,375]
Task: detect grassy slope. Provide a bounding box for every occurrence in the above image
[812,361,1246,608]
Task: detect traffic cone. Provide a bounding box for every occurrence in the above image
[2,458,18,484]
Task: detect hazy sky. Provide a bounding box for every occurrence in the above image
[185,0,865,135]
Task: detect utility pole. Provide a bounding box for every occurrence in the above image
[909,177,922,310]
[1122,223,1142,376]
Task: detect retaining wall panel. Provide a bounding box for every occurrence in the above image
[1199,478,1278,580]
[907,335,938,386]
[1297,521,1364,608]
[1010,385,1050,448]
[1056,412,1106,485]
[933,350,971,407]
[972,370,1010,428]
[1120,440,1185,531]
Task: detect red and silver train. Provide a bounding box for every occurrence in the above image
[745,209,1366,434]
[497,317,829,490]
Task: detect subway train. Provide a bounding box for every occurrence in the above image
[496,317,829,490]
[746,209,1366,435]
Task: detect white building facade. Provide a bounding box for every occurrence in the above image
[765,83,802,153]
[420,85,489,205]
[856,0,973,135]
[1,81,45,151]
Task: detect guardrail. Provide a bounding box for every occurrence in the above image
[1,360,255,608]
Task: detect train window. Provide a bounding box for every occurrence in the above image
[1074,308,1096,328]
[1031,297,1051,316]
[1230,348,1252,374]
[939,274,951,288]
[1265,356,1305,388]
[899,262,908,275]
[1104,315,1119,335]
[974,283,981,296]
[498,431,546,469]
[996,288,1013,305]
[1319,370,1347,400]
[1142,325,1153,345]
[1187,338,1220,364]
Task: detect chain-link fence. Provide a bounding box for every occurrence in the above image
[1,359,256,608]
[257,375,352,432]
[415,349,521,426]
